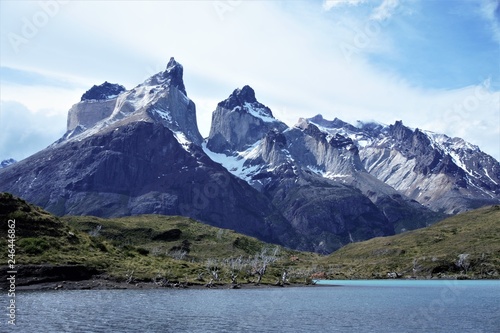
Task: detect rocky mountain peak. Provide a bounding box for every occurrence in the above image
[207,86,287,153]
[389,120,413,142]
[308,114,356,131]
[143,57,187,96]
[64,57,203,146]
[80,82,126,101]
[295,118,328,142]
[162,57,186,95]
[218,85,258,109]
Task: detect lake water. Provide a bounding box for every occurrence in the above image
[4,280,499,332]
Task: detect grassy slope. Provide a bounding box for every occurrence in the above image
[318,205,500,279]
[1,193,499,284]
[0,193,318,285]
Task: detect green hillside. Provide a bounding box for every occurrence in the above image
[0,193,318,286]
[318,205,500,279]
[1,192,499,287]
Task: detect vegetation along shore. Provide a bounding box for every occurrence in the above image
[1,193,498,291]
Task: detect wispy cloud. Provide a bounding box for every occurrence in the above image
[370,0,400,21]
[323,0,400,21]
[0,66,84,89]
[323,0,365,11]
[479,0,500,44]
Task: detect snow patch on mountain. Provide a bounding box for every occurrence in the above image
[243,102,277,123]
[307,165,349,181]
[202,141,262,181]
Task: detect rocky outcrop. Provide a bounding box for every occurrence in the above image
[293,118,363,175]
[0,265,100,287]
[80,82,126,101]
[67,97,118,132]
[0,158,16,169]
[67,82,126,132]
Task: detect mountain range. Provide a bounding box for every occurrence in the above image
[1,58,499,253]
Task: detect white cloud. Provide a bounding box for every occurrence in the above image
[0,1,498,161]
[370,0,400,21]
[0,83,82,117]
[0,101,66,161]
[323,0,365,11]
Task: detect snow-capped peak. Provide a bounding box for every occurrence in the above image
[62,57,203,146]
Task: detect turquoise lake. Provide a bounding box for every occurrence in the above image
[4,280,499,332]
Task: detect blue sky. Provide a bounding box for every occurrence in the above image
[0,0,499,161]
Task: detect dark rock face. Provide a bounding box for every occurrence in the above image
[0,265,99,286]
[0,122,296,247]
[263,171,395,253]
[260,123,440,248]
[81,82,126,101]
[163,57,187,96]
[217,85,258,109]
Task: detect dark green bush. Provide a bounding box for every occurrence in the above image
[19,238,50,255]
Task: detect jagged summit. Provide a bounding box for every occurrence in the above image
[80,82,126,101]
[145,57,187,95]
[308,114,358,132]
[218,85,276,122]
[218,85,257,109]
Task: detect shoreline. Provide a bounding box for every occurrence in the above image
[14,278,322,291]
[14,277,499,292]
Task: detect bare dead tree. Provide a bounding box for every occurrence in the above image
[125,270,134,284]
[230,272,238,285]
[456,253,471,274]
[205,258,220,283]
[89,224,102,237]
[251,248,278,285]
[169,249,188,260]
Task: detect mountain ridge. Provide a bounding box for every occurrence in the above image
[1,58,498,253]
[305,115,500,213]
